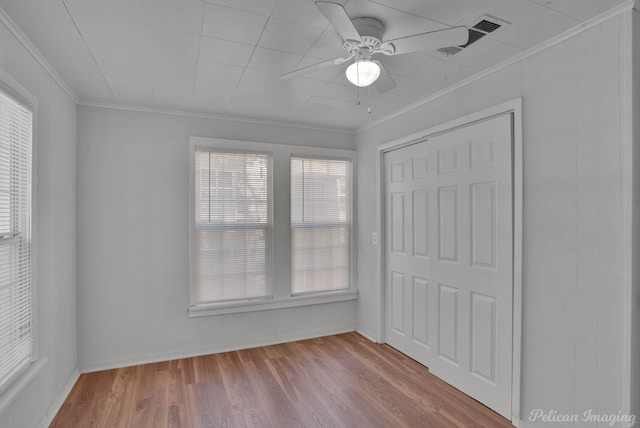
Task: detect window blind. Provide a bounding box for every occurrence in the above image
[291,157,351,295]
[0,89,33,393]
[194,150,272,304]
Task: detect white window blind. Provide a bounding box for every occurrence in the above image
[0,89,33,393]
[194,150,272,304]
[291,157,351,295]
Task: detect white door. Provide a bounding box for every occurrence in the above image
[384,114,513,419]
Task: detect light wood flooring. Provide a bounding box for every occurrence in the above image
[51,332,513,427]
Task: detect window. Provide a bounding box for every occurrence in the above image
[291,157,351,294]
[0,88,33,393]
[190,137,356,316]
[193,150,272,304]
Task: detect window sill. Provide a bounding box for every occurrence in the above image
[189,290,358,317]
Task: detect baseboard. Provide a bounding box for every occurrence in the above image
[81,327,357,373]
[36,367,80,427]
[355,327,381,343]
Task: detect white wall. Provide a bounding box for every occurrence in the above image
[631,7,640,424]
[76,105,357,371]
[0,15,78,428]
[0,2,635,427]
[356,11,632,427]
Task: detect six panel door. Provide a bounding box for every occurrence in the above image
[384,113,513,419]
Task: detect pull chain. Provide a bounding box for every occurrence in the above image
[353,81,372,114]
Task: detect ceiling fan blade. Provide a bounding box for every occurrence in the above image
[279,56,352,80]
[315,1,362,44]
[374,61,396,93]
[384,26,469,56]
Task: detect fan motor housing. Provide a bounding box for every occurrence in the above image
[343,17,384,53]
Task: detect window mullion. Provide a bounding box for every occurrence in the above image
[271,153,291,300]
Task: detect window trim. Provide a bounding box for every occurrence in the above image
[189,289,357,317]
[0,66,43,412]
[188,137,357,317]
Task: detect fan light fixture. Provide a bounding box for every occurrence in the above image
[281,2,471,95]
[345,59,380,87]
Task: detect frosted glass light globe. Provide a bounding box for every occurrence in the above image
[345,60,380,87]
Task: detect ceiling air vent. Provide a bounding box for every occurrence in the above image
[437,14,509,56]
[473,19,502,34]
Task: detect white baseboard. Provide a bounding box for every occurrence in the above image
[36,367,80,428]
[355,327,381,343]
[81,327,357,373]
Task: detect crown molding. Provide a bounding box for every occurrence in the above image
[78,101,357,135]
[357,0,636,134]
[0,6,79,104]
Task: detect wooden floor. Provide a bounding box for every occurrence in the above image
[51,332,513,428]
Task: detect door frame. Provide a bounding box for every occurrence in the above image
[374,98,523,422]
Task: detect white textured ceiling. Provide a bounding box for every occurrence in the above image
[0,0,628,130]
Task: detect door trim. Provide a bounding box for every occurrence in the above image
[374,98,523,422]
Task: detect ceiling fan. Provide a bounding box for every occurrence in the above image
[280,1,469,92]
